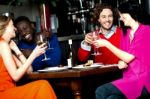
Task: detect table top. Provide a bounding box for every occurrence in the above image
[25,65,120,79]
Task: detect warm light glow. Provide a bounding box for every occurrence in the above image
[43,4,47,30]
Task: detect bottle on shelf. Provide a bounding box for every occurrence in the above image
[74,17,83,35]
[67,39,76,68]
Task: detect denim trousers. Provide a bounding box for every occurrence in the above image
[95,83,126,99]
[95,83,149,99]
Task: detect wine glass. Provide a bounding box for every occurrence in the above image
[47,38,54,50]
[43,30,54,50]
[91,30,101,56]
[36,34,50,61]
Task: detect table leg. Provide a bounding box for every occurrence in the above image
[70,80,82,99]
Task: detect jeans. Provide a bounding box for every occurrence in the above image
[138,87,150,99]
[95,83,150,99]
[95,83,126,99]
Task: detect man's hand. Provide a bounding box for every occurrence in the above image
[42,30,51,38]
[84,33,93,45]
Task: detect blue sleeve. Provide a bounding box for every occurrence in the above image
[45,34,61,66]
[17,40,35,49]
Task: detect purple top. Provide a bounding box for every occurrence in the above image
[112,24,150,99]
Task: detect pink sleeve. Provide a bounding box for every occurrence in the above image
[128,25,150,65]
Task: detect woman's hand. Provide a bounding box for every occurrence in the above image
[118,60,128,69]
[31,43,47,58]
[93,39,110,48]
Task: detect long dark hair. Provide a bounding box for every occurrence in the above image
[118,1,150,34]
[119,1,150,24]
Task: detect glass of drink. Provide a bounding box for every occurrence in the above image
[91,30,101,55]
[36,34,50,61]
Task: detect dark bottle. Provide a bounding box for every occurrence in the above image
[74,17,83,34]
[72,14,77,35]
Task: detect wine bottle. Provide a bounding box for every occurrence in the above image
[67,39,76,68]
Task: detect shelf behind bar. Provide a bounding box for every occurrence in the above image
[58,34,84,42]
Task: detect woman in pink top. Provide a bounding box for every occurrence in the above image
[95,1,150,99]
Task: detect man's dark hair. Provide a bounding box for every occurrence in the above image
[92,3,119,25]
[14,16,31,26]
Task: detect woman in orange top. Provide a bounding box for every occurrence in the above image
[0,15,57,99]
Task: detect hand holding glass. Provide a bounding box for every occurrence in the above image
[43,30,54,50]
[36,34,50,61]
[91,31,101,55]
[47,38,54,50]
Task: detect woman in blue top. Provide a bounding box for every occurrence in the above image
[15,16,61,71]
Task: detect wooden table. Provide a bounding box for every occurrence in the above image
[23,65,120,99]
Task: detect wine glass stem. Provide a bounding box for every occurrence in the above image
[48,41,50,48]
[42,52,50,61]
[47,41,54,50]
[44,53,47,59]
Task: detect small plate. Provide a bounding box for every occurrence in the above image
[72,63,103,70]
[91,63,103,67]
[37,66,68,72]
